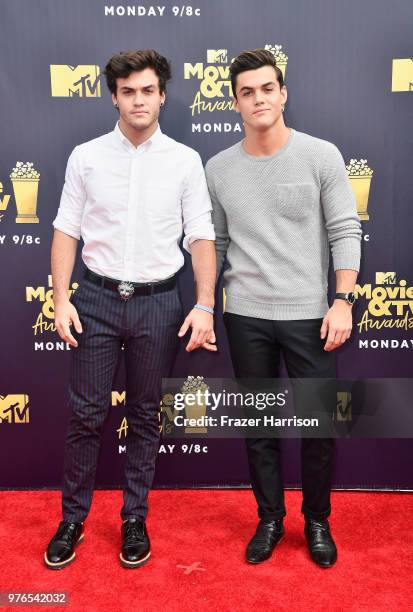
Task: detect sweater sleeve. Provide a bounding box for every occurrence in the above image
[205,161,230,280]
[320,142,362,272]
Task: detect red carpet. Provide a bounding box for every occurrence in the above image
[0,490,412,611]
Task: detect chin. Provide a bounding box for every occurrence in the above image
[252,120,274,131]
[130,117,153,130]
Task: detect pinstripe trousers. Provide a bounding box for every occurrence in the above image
[61,274,183,523]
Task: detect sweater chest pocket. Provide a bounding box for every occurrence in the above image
[275,182,318,221]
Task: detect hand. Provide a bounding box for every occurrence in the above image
[320,300,353,351]
[54,298,83,348]
[178,308,217,352]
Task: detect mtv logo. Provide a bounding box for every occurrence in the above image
[0,394,30,424]
[50,65,101,98]
[207,49,228,64]
[336,392,352,422]
[391,59,413,92]
[376,272,396,285]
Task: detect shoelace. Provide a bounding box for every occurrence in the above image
[307,520,329,533]
[306,521,334,548]
[253,522,282,545]
[124,521,145,544]
[56,521,78,544]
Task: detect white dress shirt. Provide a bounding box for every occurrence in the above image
[53,122,215,282]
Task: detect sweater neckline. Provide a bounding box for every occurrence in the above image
[239,128,295,162]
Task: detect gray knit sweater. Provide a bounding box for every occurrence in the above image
[205,129,362,320]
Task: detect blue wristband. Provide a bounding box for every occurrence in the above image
[194,304,214,315]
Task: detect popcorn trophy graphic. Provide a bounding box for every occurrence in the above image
[10,162,40,223]
[264,44,288,79]
[346,159,373,221]
[181,376,209,434]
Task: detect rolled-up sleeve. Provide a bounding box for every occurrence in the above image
[52,146,86,240]
[181,152,215,253]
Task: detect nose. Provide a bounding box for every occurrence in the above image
[254,91,265,105]
[133,92,144,106]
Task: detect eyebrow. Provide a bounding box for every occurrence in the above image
[119,84,156,91]
[239,81,276,92]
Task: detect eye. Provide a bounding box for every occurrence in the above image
[243,91,252,96]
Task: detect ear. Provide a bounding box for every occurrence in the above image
[281,85,288,105]
[160,91,166,105]
[233,96,240,114]
[111,93,117,107]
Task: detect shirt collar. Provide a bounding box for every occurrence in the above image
[114,121,163,151]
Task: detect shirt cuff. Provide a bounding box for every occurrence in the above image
[183,228,216,253]
[52,219,81,240]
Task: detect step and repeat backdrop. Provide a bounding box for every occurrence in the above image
[1,0,412,490]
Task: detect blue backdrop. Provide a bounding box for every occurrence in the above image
[1,0,412,490]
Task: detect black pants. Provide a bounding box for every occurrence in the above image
[223,312,336,521]
[61,275,182,523]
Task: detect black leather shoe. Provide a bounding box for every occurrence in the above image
[120,519,151,569]
[246,519,285,564]
[44,521,84,570]
[304,518,337,567]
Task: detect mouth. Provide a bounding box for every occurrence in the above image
[253,108,270,115]
[131,111,148,115]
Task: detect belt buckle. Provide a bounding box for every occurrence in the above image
[117,280,135,301]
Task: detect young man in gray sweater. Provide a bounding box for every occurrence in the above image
[205,49,361,568]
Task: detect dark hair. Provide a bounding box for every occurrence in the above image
[104,49,171,94]
[229,49,284,98]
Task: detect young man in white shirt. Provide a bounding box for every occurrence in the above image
[45,49,216,570]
